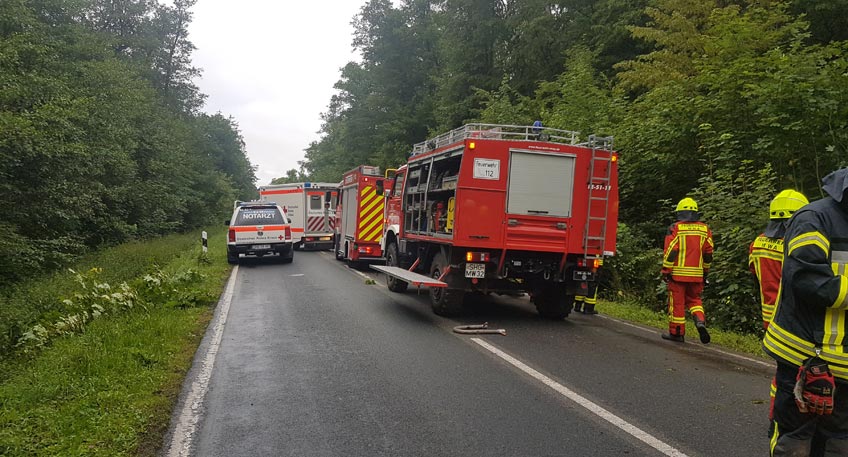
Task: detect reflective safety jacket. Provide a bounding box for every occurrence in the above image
[749,234,784,325]
[764,172,848,380]
[662,221,714,282]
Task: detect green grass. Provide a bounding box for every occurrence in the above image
[0,226,231,456]
[0,231,204,358]
[598,298,767,358]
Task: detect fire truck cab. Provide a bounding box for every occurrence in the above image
[373,123,618,318]
[258,182,338,250]
[334,165,392,265]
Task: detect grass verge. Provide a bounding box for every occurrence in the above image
[598,298,767,358]
[0,226,231,456]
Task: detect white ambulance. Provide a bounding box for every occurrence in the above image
[258,182,338,250]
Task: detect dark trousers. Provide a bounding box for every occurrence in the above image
[771,362,848,456]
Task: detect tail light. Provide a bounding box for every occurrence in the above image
[285,226,292,241]
[228,229,235,242]
[466,251,490,262]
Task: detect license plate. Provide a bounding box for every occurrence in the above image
[252,244,271,250]
[465,263,485,278]
[573,270,595,281]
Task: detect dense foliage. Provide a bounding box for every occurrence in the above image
[296,0,848,333]
[0,0,256,285]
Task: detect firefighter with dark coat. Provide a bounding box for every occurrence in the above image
[764,168,848,456]
[661,197,713,344]
[750,190,810,330]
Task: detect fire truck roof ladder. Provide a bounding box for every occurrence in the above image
[583,135,615,264]
[411,123,580,156]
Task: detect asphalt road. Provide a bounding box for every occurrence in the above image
[166,251,774,457]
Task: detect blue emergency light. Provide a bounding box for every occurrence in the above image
[304,182,311,188]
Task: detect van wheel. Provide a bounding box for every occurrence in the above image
[429,253,463,316]
[227,251,239,265]
[534,284,572,320]
[386,242,408,293]
[281,250,294,264]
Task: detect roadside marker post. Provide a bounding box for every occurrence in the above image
[201,231,208,254]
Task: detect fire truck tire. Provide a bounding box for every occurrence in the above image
[429,253,464,316]
[534,285,572,320]
[334,238,344,261]
[385,242,408,292]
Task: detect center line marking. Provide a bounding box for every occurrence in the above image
[471,338,689,457]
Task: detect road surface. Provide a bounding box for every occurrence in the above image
[165,251,773,456]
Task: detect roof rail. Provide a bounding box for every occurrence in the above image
[411,123,581,156]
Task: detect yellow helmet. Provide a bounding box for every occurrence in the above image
[675,197,698,212]
[769,189,808,219]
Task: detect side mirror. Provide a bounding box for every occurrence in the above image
[375,179,385,196]
[224,220,230,226]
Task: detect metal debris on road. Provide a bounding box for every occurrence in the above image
[452,322,506,336]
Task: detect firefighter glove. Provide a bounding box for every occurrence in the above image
[794,356,836,415]
[661,271,671,283]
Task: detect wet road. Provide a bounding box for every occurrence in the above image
[167,251,773,457]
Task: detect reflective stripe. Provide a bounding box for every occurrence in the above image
[690,306,704,314]
[834,275,848,309]
[787,231,829,256]
[824,308,844,347]
[751,250,783,262]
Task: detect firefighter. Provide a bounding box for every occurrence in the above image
[749,190,809,330]
[661,197,713,344]
[764,168,848,456]
[573,284,598,314]
[574,261,603,314]
[750,189,809,440]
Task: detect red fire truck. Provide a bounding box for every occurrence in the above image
[334,165,393,265]
[372,123,618,318]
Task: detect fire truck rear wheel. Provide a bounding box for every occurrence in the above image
[335,238,344,261]
[534,285,572,320]
[429,253,464,316]
[385,242,408,292]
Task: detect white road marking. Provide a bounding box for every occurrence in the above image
[167,265,239,457]
[289,274,305,277]
[471,338,690,457]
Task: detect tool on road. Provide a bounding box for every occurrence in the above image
[452,322,506,336]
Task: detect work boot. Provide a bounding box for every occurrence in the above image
[573,302,583,313]
[695,320,711,344]
[661,333,685,343]
[582,303,598,315]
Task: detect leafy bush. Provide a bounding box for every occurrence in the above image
[604,222,664,307]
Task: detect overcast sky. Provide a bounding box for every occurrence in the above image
[188,1,370,186]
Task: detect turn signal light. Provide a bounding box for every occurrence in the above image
[469,142,476,150]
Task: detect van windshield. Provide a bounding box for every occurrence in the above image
[235,207,286,225]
